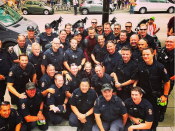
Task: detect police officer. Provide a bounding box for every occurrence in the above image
[59,29,71,51]
[157,36,175,122]
[96,23,103,35]
[12,34,32,58]
[47,74,71,125]
[84,27,97,62]
[84,18,98,38]
[124,86,153,131]
[116,30,130,52]
[102,40,122,75]
[77,23,86,40]
[18,82,55,131]
[65,23,74,42]
[92,83,128,131]
[28,43,43,81]
[69,78,97,131]
[7,53,36,105]
[91,35,108,65]
[136,47,170,131]
[73,31,84,50]
[65,63,81,98]
[0,40,17,103]
[41,38,64,75]
[0,101,22,131]
[25,25,40,45]
[113,46,138,101]
[39,23,58,51]
[125,22,136,42]
[64,38,86,72]
[91,64,115,96]
[103,22,115,44]
[113,23,121,43]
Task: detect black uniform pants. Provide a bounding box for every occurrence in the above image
[20,121,48,131]
[69,112,95,131]
[0,79,6,102]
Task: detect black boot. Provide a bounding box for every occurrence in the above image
[77,125,83,131]
[159,113,165,122]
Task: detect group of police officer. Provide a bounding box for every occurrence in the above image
[0,17,174,131]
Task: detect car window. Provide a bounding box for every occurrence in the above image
[26,1,32,5]
[139,0,148,2]
[149,0,158,2]
[33,1,40,5]
[94,1,102,4]
[86,1,93,4]
[158,0,166,3]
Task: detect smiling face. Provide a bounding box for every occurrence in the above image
[55,74,64,88]
[70,65,78,76]
[142,49,154,63]
[65,25,72,34]
[125,23,132,33]
[138,39,148,51]
[84,63,92,74]
[102,89,113,101]
[0,105,11,118]
[165,36,175,51]
[121,50,131,63]
[19,56,28,68]
[70,39,78,50]
[59,30,67,40]
[120,32,127,42]
[88,29,96,39]
[17,35,26,48]
[27,30,35,38]
[131,91,142,104]
[107,42,115,54]
[130,35,139,48]
[95,66,104,78]
[32,44,40,57]
[104,24,111,35]
[139,25,147,37]
[26,88,36,98]
[47,65,55,78]
[80,81,90,94]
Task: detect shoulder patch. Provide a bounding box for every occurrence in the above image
[9,71,13,77]
[164,68,167,74]
[41,82,45,88]
[148,109,152,115]
[43,55,46,59]
[21,103,25,109]
[122,101,125,106]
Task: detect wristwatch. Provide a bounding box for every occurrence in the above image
[85,113,87,118]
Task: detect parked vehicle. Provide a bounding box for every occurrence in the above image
[0,0,40,49]
[21,0,54,15]
[134,0,175,14]
[79,0,115,15]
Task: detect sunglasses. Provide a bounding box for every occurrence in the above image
[114,28,120,30]
[140,29,147,31]
[125,26,131,28]
[92,22,97,24]
[97,26,102,27]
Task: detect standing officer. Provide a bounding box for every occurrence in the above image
[91,35,108,65]
[25,25,40,45]
[96,23,103,35]
[113,23,121,43]
[47,74,71,125]
[28,43,43,82]
[0,40,17,103]
[7,53,36,105]
[73,31,84,50]
[64,38,86,72]
[102,40,122,75]
[65,23,74,42]
[41,38,64,75]
[113,47,138,101]
[84,18,98,37]
[0,101,22,131]
[157,36,175,122]
[136,47,170,131]
[125,22,135,42]
[91,64,115,96]
[18,82,55,131]
[103,22,115,44]
[124,86,153,131]
[39,23,58,51]
[59,29,71,51]
[92,83,128,131]
[69,78,97,131]
[77,23,86,40]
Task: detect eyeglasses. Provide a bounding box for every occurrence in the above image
[114,28,120,30]
[140,29,147,31]
[125,26,131,28]
[92,22,97,24]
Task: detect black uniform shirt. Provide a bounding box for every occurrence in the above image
[94,95,127,122]
[125,98,154,122]
[0,109,22,131]
[25,36,40,45]
[91,43,108,63]
[69,88,97,113]
[116,41,131,51]
[81,68,95,86]
[131,47,142,63]
[64,48,85,66]
[127,30,136,42]
[42,48,64,71]
[60,39,71,52]
[103,32,115,44]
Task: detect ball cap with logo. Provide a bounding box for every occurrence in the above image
[101,83,113,92]
[26,82,36,90]
[27,25,34,31]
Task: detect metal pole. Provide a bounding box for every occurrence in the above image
[102,0,110,25]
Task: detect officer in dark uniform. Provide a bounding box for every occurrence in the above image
[0,40,17,103]
[113,23,121,44]
[18,82,55,131]
[0,101,22,131]
[69,78,97,131]
[137,47,170,131]
[59,29,71,51]
[41,38,64,75]
[25,26,40,46]
[91,64,115,96]
[64,38,86,72]
[28,43,43,81]
[125,22,136,42]
[7,53,36,105]
[102,40,122,75]
[124,86,153,131]
[116,30,130,52]
[92,83,128,131]
[113,46,138,101]
[39,23,58,51]
[103,22,115,44]
[47,74,71,125]
[77,23,86,40]
[91,35,108,65]
[65,23,74,42]
[65,63,81,99]
[73,31,84,50]
[157,36,175,122]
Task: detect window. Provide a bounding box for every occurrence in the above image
[33,1,40,5]
[149,0,158,2]
[26,1,32,5]
[86,1,93,4]
[139,0,148,2]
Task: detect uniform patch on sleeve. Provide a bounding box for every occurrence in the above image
[41,82,45,88]
[9,71,13,77]
[164,68,167,74]
[122,101,125,106]
[94,101,97,106]
[148,109,152,115]
[21,103,25,109]
[43,55,46,59]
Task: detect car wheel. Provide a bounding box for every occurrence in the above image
[3,42,16,53]
[43,10,49,15]
[168,7,174,13]
[109,9,112,14]
[82,9,88,15]
[139,7,147,14]
[22,9,28,15]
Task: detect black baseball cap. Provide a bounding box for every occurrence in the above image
[45,23,52,29]
[74,31,81,36]
[26,82,36,90]
[27,25,34,31]
[78,23,84,28]
[101,83,113,92]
